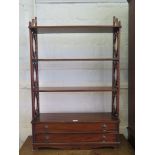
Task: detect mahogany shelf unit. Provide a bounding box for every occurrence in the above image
[29,16,121,149]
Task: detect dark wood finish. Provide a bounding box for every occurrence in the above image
[32,113,119,149]
[33,58,119,61]
[128,0,135,148]
[34,86,113,92]
[34,133,118,143]
[34,123,117,133]
[29,25,121,28]
[112,16,121,117]
[29,25,121,34]
[29,17,121,149]
[20,135,134,153]
[29,18,40,120]
[33,142,120,150]
[32,113,119,123]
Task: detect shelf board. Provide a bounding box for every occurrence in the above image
[34,86,112,92]
[33,58,119,61]
[29,25,121,34]
[32,113,118,123]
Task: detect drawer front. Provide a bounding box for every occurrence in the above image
[35,133,118,143]
[34,122,118,133]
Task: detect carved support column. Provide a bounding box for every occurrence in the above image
[29,17,39,119]
[112,17,121,117]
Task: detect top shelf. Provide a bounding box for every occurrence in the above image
[29,17,121,33]
[29,25,121,34]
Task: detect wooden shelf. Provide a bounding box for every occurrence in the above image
[32,113,119,123]
[34,86,112,92]
[33,58,119,61]
[29,25,121,34]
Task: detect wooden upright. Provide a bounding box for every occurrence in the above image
[29,17,121,149]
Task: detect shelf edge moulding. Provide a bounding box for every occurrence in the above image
[36,0,127,4]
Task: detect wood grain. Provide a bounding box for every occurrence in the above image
[20,134,134,154]
[32,113,119,123]
[33,58,119,61]
[35,133,117,143]
[33,86,113,92]
[29,25,121,34]
[34,122,117,133]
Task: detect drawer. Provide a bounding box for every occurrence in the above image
[35,133,118,143]
[34,122,118,133]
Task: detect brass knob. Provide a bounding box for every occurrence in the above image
[102,124,107,128]
[103,129,106,132]
[103,135,106,139]
[44,125,48,128]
